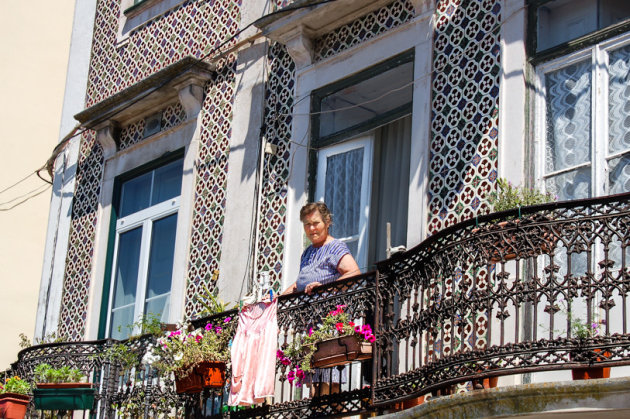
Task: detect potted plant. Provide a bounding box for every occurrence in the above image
[151,317,234,394]
[32,364,95,411]
[276,305,374,385]
[569,316,610,380]
[0,376,31,419]
[476,178,557,262]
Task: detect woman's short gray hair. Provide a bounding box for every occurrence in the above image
[300,202,332,224]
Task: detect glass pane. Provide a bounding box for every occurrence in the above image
[151,159,183,206]
[608,44,630,154]
[537,0,630,51]
[319,61,413,138]
[345,239,359,260]
[110,304,135,340]
[537,0,596,51]
[119,172,152,217]
[324,148,364,240]
[545,167,591,200]
[608,154,630,194]
[112,227,142,309]
[145,213,177,300]
[145,294,170,324]
[545,60,592,174]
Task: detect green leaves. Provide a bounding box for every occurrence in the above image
[489,178,555,213]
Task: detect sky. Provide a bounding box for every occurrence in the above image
[0,1,76,369]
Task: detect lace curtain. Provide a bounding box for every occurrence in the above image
[608,44,630,194]
[544,59,592,200]
[324,147,363,257]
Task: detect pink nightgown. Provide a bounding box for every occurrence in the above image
[228,299,278,406]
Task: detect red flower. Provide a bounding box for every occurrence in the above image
[335,322,344,333]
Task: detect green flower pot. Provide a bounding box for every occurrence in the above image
[33,386,95,411]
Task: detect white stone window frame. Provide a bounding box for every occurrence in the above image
[76,60,212,340]
[117,0,186,47]
[87,121,198,340]
[105,161,182,339]
[279,6,435,289]
[533,30,630,198]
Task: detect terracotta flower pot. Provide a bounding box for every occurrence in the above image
[0,393,29,419]
[402,395,424,409]
[175,361,226,394]
[572,349,611,380]
[312,335,372,369]
[474,219,556,263]
[483,376,499,388]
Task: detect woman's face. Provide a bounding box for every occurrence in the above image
[302,210,330,247]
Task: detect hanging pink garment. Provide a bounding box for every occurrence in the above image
[228,299,278,406]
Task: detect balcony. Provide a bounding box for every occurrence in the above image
[11,192,630,417]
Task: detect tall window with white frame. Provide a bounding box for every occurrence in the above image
[107,157,183,339]
[310,51,414,270]
[533,0,630,199]
[532,0,630,336]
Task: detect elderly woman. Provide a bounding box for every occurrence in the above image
[282,202,360,396]
[283,202,360,295]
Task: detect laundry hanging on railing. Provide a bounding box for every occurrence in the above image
[228,299,278,406]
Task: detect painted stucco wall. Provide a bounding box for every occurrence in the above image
[0,1,74,369]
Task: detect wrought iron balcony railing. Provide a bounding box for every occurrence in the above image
[11,192,630,417]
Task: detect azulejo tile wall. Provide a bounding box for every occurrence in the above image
[185,58,238,318]
[428,0,501,234]
[426,0,501,382]
[313,0,416,61]
[256,42,296,294]
[58,0,242,339]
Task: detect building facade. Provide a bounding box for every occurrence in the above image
[33,0,630,394]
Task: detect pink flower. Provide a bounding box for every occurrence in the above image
[295,368,305,381]
[215,326,222,333]
[168,330,181,337]
[354,326,361,334]
[287,370,296,384]
[281,358,291,366]
[276,350,285,359]
[308,327,314,337]
[205,323,213,331]
[368,335,376,343]
[195,334,202,343]
[224,317,232,323]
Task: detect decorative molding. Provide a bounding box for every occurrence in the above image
[173,80,206,120]
[94,121,119,159]
[282,26,314,68]
[75,57,215,128]
[409,0,433,16]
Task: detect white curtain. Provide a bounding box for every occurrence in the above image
[368,115,411,265]
[544,60,592,200]
[608,43,630,194]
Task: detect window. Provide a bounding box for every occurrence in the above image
[311,52,413,269]
[107,156,183,339]
[536,32,630,200]
[533,0,630,53]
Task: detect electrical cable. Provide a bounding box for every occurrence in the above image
[0,184,52,211]
[3,1,522,210]
[0,183,51,206]
[0,171,38,195]
[37,0,340,184]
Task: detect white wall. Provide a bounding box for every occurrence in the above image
[0,1,77,369]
